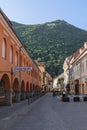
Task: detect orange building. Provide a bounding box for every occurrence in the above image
[35,61,52,91]
[0,9,41,105]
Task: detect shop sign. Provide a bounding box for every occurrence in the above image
[11,67,32,72]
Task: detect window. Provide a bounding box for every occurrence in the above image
[86,60,87,71]
[2,38,6,59]
[10,46,13,63]
[15,51,18,66]
[81,62,84,73]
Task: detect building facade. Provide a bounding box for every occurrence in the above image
[44,71,52,92]
[64,42,87,95]
[63,57,70,91]
[0,9,41,105]
[70,42,87,94]
[53,73,64,92]
[35,61,52,92]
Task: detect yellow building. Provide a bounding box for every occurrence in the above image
[44,71,52,91]
[36,62,45,90]
[35,61,52,92]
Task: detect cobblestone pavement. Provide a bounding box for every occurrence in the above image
[0,93,87,130]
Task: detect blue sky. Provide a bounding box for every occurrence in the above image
[0,0,87,30]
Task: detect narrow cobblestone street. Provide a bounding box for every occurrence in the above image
[0,93,87,130]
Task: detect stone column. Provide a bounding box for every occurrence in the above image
[21,91,26,100]
[30,91,32,98]
[15,90,21,102]
[26,91,30,99]
[5,90,12,106]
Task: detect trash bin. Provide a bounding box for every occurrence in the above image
[73,96,80,102]
[62,97,70,102]
[83,96,87,101]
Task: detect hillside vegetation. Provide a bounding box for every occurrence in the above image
[12,20,87,77]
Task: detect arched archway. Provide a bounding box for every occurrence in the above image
[13,78,19,91]
[37,86,40,95]
[13,78,20,102]
[31,84,36,97]
[82,84,84,95]
[26,82,29,99]
[21,80,26,100]
[34,85,37,96]
[26,82,29,91]
[35,85,38,96]
[1,74,10,90]
[75,80,79,95]
[30,83,33,97]
[0,74,11,105]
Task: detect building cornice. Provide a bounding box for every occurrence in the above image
[72,48,87,64]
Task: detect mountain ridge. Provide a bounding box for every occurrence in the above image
[12,20,87,77]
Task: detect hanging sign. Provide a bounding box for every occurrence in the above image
[11,67,32,72]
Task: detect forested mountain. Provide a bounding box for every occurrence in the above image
[12,20,87,77]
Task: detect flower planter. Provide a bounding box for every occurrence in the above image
[73,96,80,102]
[83,96,87,101]
[62,97,70,102]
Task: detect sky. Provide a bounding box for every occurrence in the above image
[0,0,87,30]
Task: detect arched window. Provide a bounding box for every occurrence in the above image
[2,39,6,59]
[10,46,13,63]
[15,51,18,66]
